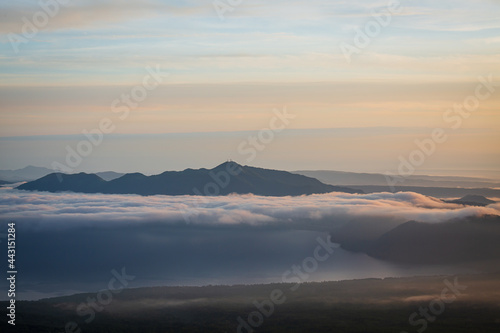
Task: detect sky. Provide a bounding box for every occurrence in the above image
[0,0,499,176]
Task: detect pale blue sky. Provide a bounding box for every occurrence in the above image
[1,0,499,85]
[0,0,499,174]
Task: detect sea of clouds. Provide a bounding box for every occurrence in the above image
[1,185,498,230]
[1,185,498,300]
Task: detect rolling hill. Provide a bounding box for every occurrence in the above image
[329,215,500,265]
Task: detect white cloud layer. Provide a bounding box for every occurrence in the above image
[1,186,498,230]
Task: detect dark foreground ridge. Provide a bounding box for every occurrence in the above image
[2,273,499,332]
[17,162,362,196]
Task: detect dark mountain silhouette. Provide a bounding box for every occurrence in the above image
[327,215,500,265]
[17,162,362,196]
[365,215,500,265]
[18,172,107,193]
[444,195,496,207]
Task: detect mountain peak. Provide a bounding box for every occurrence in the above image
[213,160,244,169]
[445,194,496,207]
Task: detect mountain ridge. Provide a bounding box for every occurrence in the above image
[17,162,362,196]
[0,165,124,182]
[294,169,500,188]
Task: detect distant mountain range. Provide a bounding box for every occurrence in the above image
[294,170,500,188]
[293,170,500,198]
[6,166,499,198]
[0,166,56,182]
[6,165,499,187]
[0,166,123,182]
[345,185,500,199]
[17,162,362,196]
